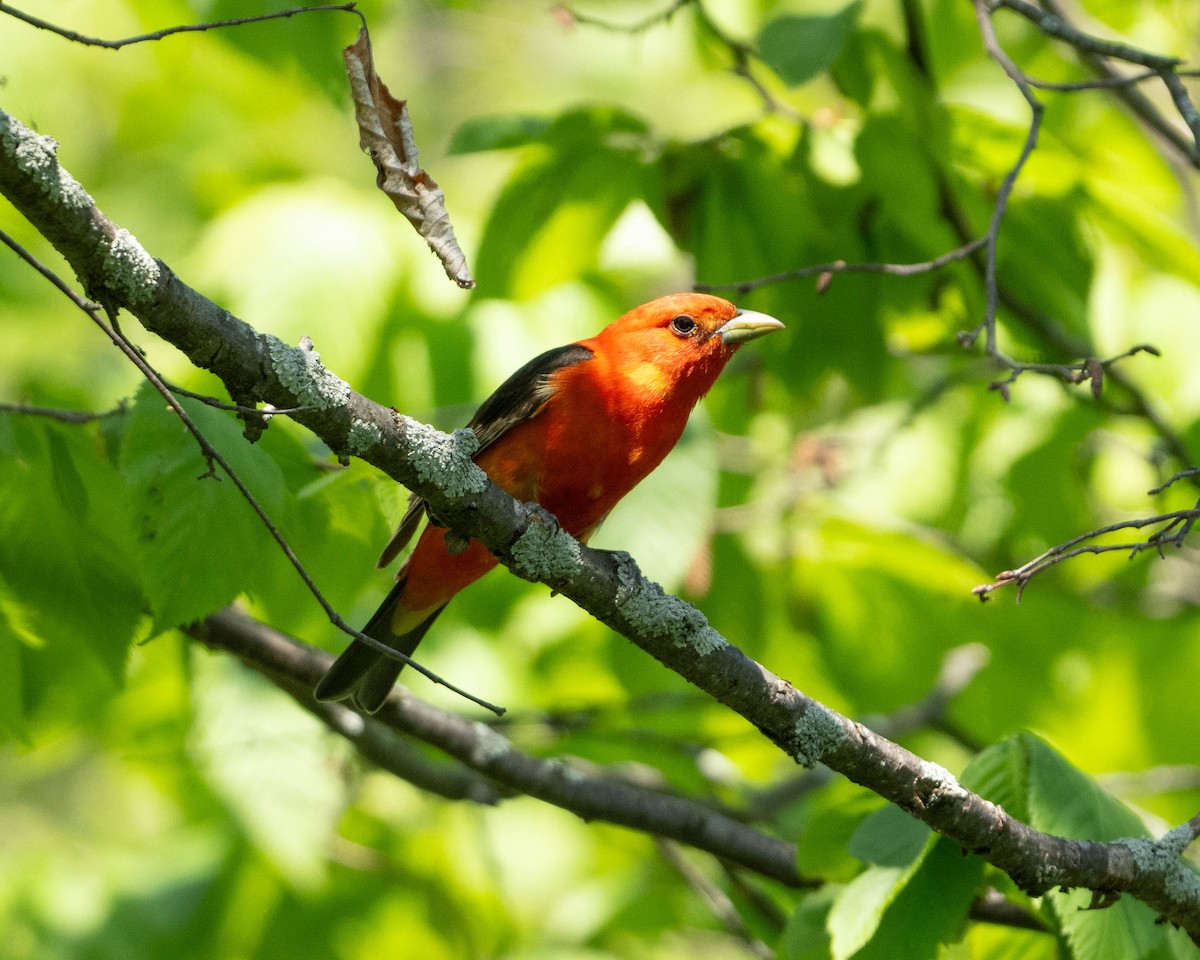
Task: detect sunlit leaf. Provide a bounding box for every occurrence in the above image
[472,107,651,298]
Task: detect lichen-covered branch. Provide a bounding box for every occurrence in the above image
[3,104,1198,938]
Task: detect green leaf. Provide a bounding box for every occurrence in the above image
[794,785,886,883]
[848,804,931,867]
[1023,735,1166,960]
[965,734,1179,960]
[758,3,863,87]
[661,128,813,284]
[850,838,984,960]
[120,386,286,633]
[472,108,651,298]
[830,832,983,960]
[1025,733,1146,841]
[46,428,90,519]
[960,739,1030,823]
[448,114,553,154]
[791,519,985,710]
[782,887,837,960]
[828,863,910,960]
[0,415,146,692]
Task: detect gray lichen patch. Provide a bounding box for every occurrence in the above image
[102,229,160,307]
[403,420,485,499]
[266,335,352,411]
[1115,827,1200,902]
[510,512,581,582]
[2,112,94,211]
[792,701,847,767]
[346,418,382,457]
[615,558,727,656]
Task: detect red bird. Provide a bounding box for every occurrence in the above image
[315,293,783,711]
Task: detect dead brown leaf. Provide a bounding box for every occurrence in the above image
[343,26,474,289]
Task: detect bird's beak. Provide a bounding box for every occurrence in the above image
[716,309,785,345]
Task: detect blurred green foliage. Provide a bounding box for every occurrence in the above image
[2,0,1199,957]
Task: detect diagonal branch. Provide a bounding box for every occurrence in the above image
[3,104,1199,938]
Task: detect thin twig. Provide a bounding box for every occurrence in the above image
[164,381,309,419]
[983,343,1159,401]
[1150,467,1200,495]
[561,0,794,117]
[555,0,690,34]
[0,400,125,423]
[695,237,988,295]
[966,0,1044,357]
[972,503,1200,600]
[0,228,504,716]
[1025,67,1200,92]
[1026,0,1200,166]
[996,0,1180,70]
[0,2,361,49]
[1159,68,1200,150]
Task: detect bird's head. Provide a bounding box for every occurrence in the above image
[589,293,783,401]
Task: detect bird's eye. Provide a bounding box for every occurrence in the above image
[669,314,697,336]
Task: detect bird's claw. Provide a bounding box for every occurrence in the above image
[605,549,642,604]
[526,502,562,535]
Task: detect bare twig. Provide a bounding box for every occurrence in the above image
[996,0,1180,70]
[0,227,504,717]
[1012,0,1200,166]
[163,381,309,419]
[695,237,988,296]
[963,0,1044,357]
[972,503,1200,600]
[0,2,361,49]
[983,343,1159,402]
[0,400,125,423]
[555,0,690,34]
[560,0,795,117]
[1150,467,1200,495]
[1159,68,1200,150]
[1025,67,1200,92]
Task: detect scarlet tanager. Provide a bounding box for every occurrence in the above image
[315,293,783,712]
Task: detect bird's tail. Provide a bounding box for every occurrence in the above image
[314,577,445,713]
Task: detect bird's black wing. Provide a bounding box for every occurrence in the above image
[376,343,595,568]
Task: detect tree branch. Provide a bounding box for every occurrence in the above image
[3,104,1198,939]
[192,606,807,887]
